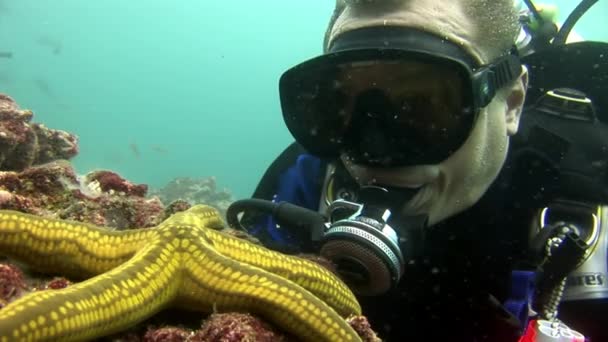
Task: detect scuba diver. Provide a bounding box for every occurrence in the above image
[227,0,607,341]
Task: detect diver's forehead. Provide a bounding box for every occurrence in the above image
[327,1,487,64]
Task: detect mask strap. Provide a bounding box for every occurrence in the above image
[476,49,523,107]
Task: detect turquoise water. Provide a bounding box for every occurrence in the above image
[0,0,606,199]
[549,0,608,42]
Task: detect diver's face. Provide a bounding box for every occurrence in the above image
[329,0,529,225]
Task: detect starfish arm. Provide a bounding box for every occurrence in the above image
[204,228,362,317]
[179,239,362,342]
[0,210,155,279]
[0,242,182,341]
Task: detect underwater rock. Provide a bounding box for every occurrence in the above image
[0,93,78,171]
[193,312,288,342]
[149,176,234,217]
[142,326,195,342]
[163,199,192,216]
[0,263,27,308]
[0,160,164,228]
[346,316,383,342]
[105,313,288,342]
[0,159,78,215]
[105,312,382,342]
[85,170,148,197]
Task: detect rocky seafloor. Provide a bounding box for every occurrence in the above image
[0,93,381,341]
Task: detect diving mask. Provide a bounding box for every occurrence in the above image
[279,26,522,167]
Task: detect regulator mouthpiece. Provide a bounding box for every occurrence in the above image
[320,185,427,295]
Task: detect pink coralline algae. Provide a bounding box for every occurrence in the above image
[42,277,72,290]
[86,170,148,197]
[193,312,288,342]
[0,93,78,171]
[0,262,74,309]
[142,326,195,342]
[108,312,383,342]
[0,160,165,229]
[0,263,27,308]
[347,315,383,342]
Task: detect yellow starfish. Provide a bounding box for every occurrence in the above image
[0,205,362,341]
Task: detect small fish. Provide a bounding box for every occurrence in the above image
[0,52,12,58]
[34,79,54,97]
[150,145,169,154]
[129,143,141,159]
[36,36,62,55]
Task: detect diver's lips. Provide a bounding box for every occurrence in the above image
[339,154,438,214]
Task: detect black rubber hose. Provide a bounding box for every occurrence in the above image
[553,0,599,46]
[226,198,327,241]
[226,198,277,231]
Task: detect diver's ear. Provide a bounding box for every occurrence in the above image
[504,64,529,136]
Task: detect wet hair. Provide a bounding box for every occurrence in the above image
[323,0,521,61]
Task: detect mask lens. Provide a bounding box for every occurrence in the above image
[280,56,475,166]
